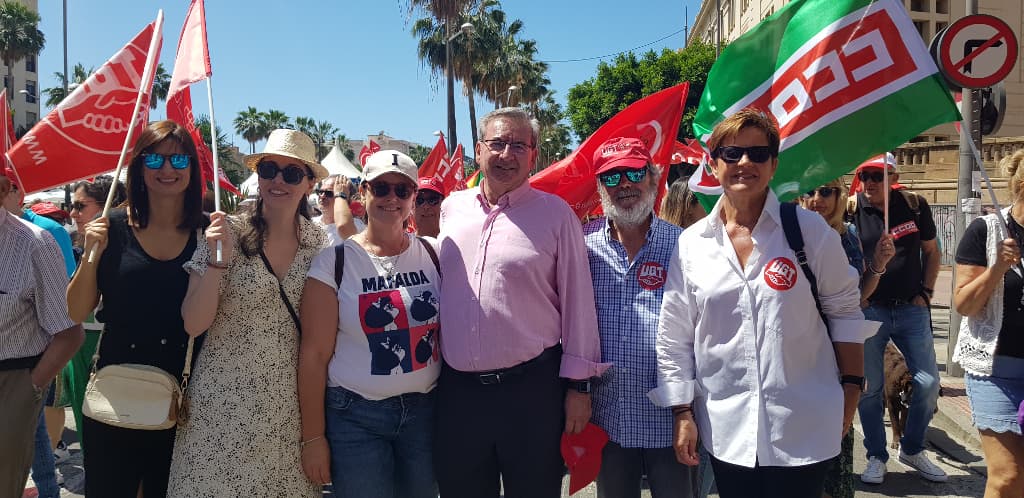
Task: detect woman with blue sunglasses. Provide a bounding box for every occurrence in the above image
[167,129,328,497]
[67,120,206,498]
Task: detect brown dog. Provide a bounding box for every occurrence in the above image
[883,342,913,449]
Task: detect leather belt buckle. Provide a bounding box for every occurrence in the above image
[478,372,502,385]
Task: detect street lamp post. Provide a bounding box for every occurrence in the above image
[504,85,519,107]
[444,22,473,154]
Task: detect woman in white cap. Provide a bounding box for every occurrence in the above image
[166,129,329,497]
[298,150,441,498]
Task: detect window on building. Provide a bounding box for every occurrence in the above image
[936,21,948,36]
[25,55,35,73]
[26,111,36,125]
[741,0,749,13]
[914,20,928,39]
[935,0,949,14]
[24,80,36,103]
[910,0,927,12]
[933,135,949,142]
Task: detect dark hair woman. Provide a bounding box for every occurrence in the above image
[166,129,328,497]
[66,120,206,497]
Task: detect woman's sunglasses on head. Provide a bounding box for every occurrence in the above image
[711,145,773,164]
[368,181,413,200]
[257,161,312,185]
[142,153,190,170]
[598,168,647,188]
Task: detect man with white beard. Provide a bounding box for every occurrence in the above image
[583,137,696,497]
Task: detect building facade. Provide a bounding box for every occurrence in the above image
[2,0,42,133]
[689,0,1023,139]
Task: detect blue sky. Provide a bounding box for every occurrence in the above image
[35,0,699,151]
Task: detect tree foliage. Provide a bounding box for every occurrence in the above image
[566,42,716,143]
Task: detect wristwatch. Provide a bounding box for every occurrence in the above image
[840,375,867,392]
[567,379,592,394]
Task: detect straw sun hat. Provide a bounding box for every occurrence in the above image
[244,129,329,181]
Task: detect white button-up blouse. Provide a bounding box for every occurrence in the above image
[648,191,879,468]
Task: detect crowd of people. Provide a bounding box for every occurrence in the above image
[1,106,1021,498]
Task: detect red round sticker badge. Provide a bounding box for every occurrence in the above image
[637,262,666,290]
[763,257,798,291]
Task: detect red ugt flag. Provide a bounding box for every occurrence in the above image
[530,82,689,218]
[166,0,239,196]
[359,140,381,167]
[418,135,449,179]
[7,22,161,194]
[448,144,466,192]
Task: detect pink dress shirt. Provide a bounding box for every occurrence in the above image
[438,181,609,380]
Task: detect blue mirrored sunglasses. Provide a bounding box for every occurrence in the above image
[598,168,647,188]
[142,153,190,170]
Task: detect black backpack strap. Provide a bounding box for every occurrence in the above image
[779,203,831,339]
[334,243,346,288]
[417,237,440,276]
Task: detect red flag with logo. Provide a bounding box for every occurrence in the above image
[6,22,161,194]
[359,140,381,167]
[448,144,466,192]
[418,135,449,178]
[166,0,239,196]
[529,82,689,218]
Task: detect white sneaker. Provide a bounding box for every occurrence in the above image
[861,456,887,484]
[899,448,948,482]
[54,468,64,486]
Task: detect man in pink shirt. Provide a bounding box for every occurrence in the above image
[435,108,608,498]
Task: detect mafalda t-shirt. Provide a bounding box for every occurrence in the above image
[307,234,440,400]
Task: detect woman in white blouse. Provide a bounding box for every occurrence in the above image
[649,108,876,498]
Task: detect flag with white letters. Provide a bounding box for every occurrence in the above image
[689,0,959,202]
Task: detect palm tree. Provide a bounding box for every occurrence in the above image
[150,63,170,109]
[406,0,475,152]
[233,106,263,154]
[42,62,92,108]
[261,109,291,136]
[334,133,355,161]
[408,143,432,165]
[195,114,246,186]
[312,120,339,160]
[0,2,44,104]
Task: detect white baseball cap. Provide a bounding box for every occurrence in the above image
[362,150,418,183]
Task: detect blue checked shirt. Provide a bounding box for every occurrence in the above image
[584,216,682,448]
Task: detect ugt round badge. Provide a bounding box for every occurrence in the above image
[764,257,798,291]
[637,262,666,290]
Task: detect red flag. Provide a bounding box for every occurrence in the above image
[6,22,161,194]
[359,140,381,167]
[448,144,466,192]
[418,135,449,178]
[529,82,689,218]
[166,0,239,196]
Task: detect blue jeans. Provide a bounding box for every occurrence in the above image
[858,303,940,461]
[325,386,436,498]
[30,404,60,498]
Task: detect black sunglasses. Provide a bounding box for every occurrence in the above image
[803,187,838,198]
[712,145,773,163]
[314,189,335,200]
[416,194,443,207]
[257,161,312,185]
[70,200,98,212]
[598,168,648,188]
[857,170,885,183]
[368,181,413,200]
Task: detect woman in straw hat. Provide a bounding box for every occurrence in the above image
[298,150,441,497]
[166,129,329,497]
[67,120,206,498]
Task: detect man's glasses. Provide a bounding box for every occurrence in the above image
[142,153,190,170]
[257,161,312,185]
[416,194,443,207]
[70,200,98,212]
[711,145,773,164]
[368,181,413,200]
[857,171,885,183]
[803,187,838,198]
[481,139,533,155]
[314,189,335,200]
[599,168,647,188]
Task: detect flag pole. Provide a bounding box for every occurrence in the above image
[966,137,1009,232]
[206,75,223,263]
[883,159,890,232]
[89,10,164,264]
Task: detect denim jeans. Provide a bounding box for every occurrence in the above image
[30,404,60,498]
[325,386,436,498]
[858,303,940,461]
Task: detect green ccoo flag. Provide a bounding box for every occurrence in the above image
[688,0,960,204]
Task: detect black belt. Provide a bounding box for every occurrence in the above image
[448,345,562,385]
[0,354,42,371]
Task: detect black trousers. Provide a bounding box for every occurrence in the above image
[709,454,832,498]
[434,352,565,498]
[82,417,176,498]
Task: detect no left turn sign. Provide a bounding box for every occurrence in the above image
[937,14,1018,90]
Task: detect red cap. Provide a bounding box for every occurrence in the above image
[418,176,445,196]
[592,137,652,175]
[560,423,609,495]
[30,202,69,221]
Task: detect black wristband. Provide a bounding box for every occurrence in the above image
[922,286,934,297]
